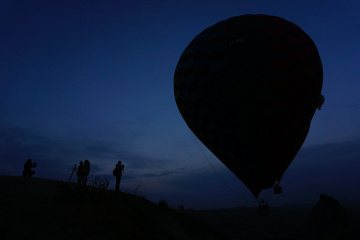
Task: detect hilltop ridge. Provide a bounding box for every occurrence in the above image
[1,175,359,240]
[0,175,225,240]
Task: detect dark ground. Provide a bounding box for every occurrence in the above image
[0,175,359,240]
[0,175,225,240]
[195,206,360,239]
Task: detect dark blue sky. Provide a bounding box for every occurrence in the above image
[1,0,360,209]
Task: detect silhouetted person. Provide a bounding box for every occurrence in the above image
[113,161,124,191]
[22,158,36,177]
[83,160,90,185]
[77,161,85,185]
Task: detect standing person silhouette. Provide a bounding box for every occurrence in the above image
[77,161,84,185]
[83,160,90,185]
[22,159,37,177]
[113,161,124,191]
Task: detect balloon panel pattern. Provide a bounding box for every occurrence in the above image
[174,14,323,198]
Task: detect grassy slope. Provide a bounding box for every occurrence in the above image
[0,175,226,240]
[1,175,359,240]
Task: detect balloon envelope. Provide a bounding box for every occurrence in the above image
[174,14,323,198]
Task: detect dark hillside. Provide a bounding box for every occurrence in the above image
[194,200,360,240]
[0,175,225,240]
[1,175,359,240]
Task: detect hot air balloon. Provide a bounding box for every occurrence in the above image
[174,14,323,198]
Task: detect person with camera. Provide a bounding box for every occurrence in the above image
[22,158,36,177]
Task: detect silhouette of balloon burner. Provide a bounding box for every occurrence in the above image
[174,14,323,198]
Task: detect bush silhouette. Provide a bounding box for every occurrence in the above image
[90,176,110,191]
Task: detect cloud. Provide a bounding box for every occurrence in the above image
[275,139,360,203]
[3,123,359,209]
[139,167,187,178]
[294,139,360,168]
[0,124,175,180]
[149,139,360,209]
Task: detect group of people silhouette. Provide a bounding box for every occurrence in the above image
[22,158,125,191]
[77,160,90,186]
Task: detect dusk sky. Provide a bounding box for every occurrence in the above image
[1,0,359,210]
